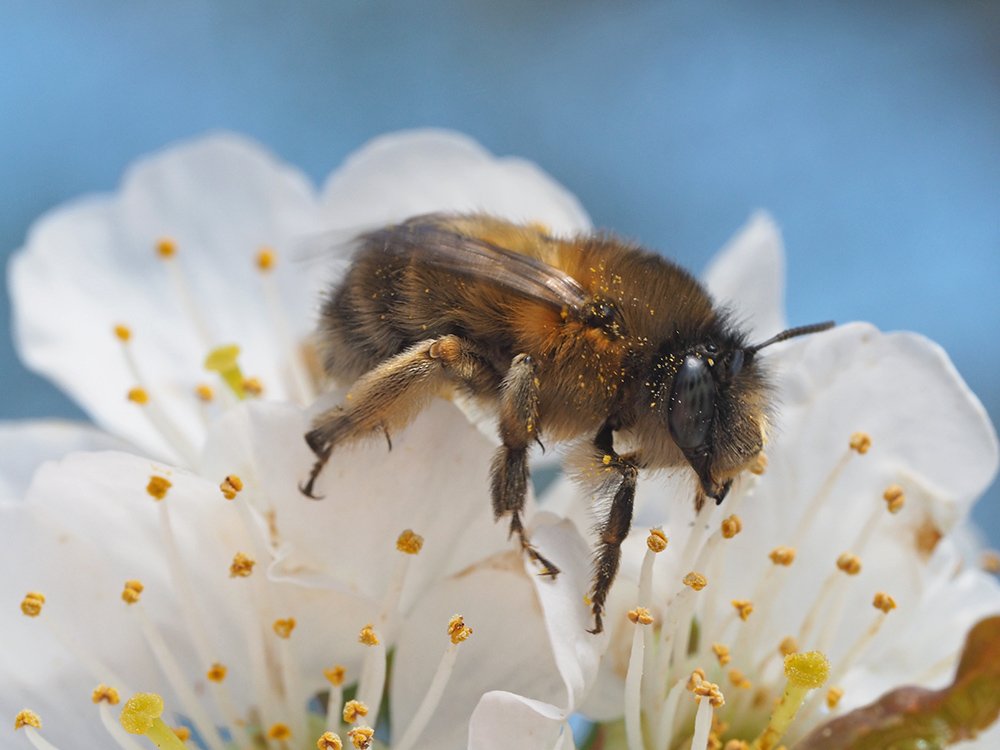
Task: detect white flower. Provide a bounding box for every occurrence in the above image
[535,218,1000,749]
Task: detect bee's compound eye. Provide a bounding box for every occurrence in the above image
[668,355,716,449]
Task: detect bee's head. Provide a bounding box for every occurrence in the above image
[660,321,834,504]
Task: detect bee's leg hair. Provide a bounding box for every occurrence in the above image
[588,423,638,634]
[490,354,559,578]
[301,335,491,498]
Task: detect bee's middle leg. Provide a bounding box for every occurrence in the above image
[490,354,559,578]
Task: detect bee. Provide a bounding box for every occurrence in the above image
[301,213,832,633]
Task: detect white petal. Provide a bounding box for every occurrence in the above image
[320,129,592,236]
[10,133,323,461]
[468,691,573,750]
[703,212,787,339]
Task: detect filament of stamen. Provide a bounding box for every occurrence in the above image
[156,241,215,350]
[652,677,687,750]
[789,447,855,548]
[626,540,658,750]
[19,728,61,750]
[324,666,347,733]
[689,697,715,750]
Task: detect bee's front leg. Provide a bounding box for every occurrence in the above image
[490,354,559,578]
[588,423,638,635]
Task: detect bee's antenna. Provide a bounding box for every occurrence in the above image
[747,321,835,354]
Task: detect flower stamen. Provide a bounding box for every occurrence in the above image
[119,693,187,750]
[204,345,247,400]
[752,651,829,750]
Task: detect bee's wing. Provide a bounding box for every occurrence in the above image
[362,216,591,313]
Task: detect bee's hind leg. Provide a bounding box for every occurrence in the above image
[491,354,560,578]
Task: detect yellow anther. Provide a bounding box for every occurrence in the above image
[206,663,227,682]
[826,686,844,709]
[693,679,726,708]
[204,344,246,399]
[256,247,276,271]
[359,623,379,646]
[268,723,292,740]
[683,571,708,591]
[121,580,144,605]
[627,607,654,625]
[687,668,707,691]
[721,514,743,539]
[784,651,830,689]
[982,550,1000,574]
[348,726,375,750]
[114,324,132,342]
[447,614,473,644]
[732,599,754,621]
[194,384,214,402]
[128,387,150,405]
[120,692,164,734]
[724,741,751,750]
[729,669,752,689]
[156,238,177,258]
[873,592,897,614]
[342,699,369,724]
[229,552,255,578]
[273,618,296,639]
[712,643,731,666]
[836,553,862,576]
[146,475,172,500]
[324,665,346,686]
[749,453,768,475]
[849,432,872,454]
[396,529,424,555]
[317,731,344,750]
[602,454,612,465]
[92,684,120,704]
[173,726,191,741]
[769,547,796,566]
[14,709,41,730]
[219,474,244,500]
[243,377,264,397]
[647,527,668,553]
[20,591,45,617]
[778,636,798,657]
[883,484,905,513]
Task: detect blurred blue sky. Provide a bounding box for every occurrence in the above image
[1,1,998,538]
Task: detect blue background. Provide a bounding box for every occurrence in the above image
[1,1,998,541]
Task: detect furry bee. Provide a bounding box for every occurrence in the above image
[302,213,832,633]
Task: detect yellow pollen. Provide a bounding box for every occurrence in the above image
[779,636,798,656]
[120,692,164,734]
[882,484,905,513]
[836,553,862,575]
[627,607,654,625]
[14,709,41,730]
[92,684,120,704]
[204,344,246,399]
[849,431,872,454]
[219,474,244,500]
[128,387,150,405]
[447,614,473,644]
[114,324,132,342]
[396,529,424,554]
[873,592,897,613]
[721,514,743,539]
[206,662,227,682]
[712,643,731,666]
[749,453,768,475]
[602,454,612,465]
[728,669,752,689]
[769,547,796,566]
[359,623,380,646]
[229,552,255,578]
[317,731,344,750]
[784,650,830,689]
[826,686,844,709]
[687,668,707,691]
[647,527,668,552]
[194,383,215,402]
[982,550,1000,574]
[243,377,264,396]
[268,723,292,740]
[273,618,296,639]
[342,699,368,723]
[146,475,172,500]
[173,726,191,742]
[732,599,754,621]
[20,591,45,617]
[683,571,708,591]
[256,247,276,271]
[121,579,144,605]
[324,665,346,686]
[348,726,375,750]
[156,238,177,258]
[693,679,726,708]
